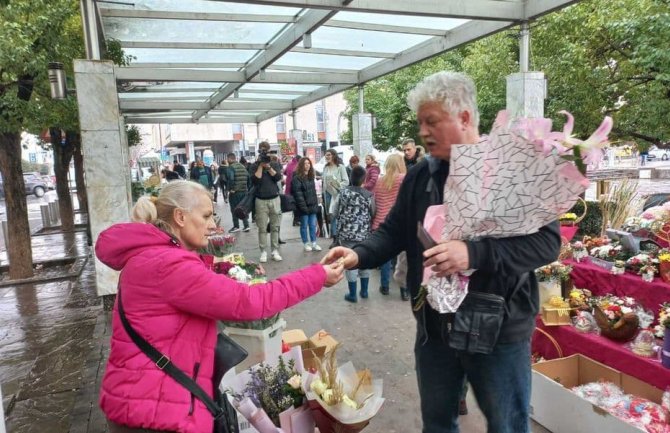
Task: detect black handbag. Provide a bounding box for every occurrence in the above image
[280,194,296,212]
[117,284,247,433]
[448,291,506,355]
[233,186,256,220]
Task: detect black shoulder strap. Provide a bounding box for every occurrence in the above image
[116,278,224,420]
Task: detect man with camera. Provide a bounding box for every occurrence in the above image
[251,141,284,262]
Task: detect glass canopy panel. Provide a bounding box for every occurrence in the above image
[104,0,301,16]
[332,11,468,31]
[103,18,283,45]
[119,92,214,99]
[234,93,298,100]
[123,49,258,64]
[241,83,322,92]
[275,52,380,70]
[309,26,431,53]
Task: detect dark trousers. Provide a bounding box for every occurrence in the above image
[415,325,531,433]
[229,191,249,229]
[107,419,173,433]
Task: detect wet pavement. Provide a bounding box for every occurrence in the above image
[1,200,555,433]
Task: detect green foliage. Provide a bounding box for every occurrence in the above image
[104,39,136,66]
[21,160,48,174]
[131,181,145,203]
[571,200,604,237]
[126,125,142,147]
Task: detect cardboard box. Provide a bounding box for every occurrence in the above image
[302,345,326,371]
[530,355,663,433]
[541,304,572,326]
[282,329,309,349]
[309,329,339,353]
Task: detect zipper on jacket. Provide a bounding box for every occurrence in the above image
[189,362,200,415]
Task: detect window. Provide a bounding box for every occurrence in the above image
[232,123,242,134]
[275,115,286,133]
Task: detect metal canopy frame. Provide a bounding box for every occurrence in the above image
[86,0,580,124]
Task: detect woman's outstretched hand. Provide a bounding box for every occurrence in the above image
[322,259,345,287]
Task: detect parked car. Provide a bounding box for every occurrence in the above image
[42,175,55,190]
[647,146,670,161]
[0,172,48,198]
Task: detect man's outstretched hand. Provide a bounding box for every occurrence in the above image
[320,246,359,269]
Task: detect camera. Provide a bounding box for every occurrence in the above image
[258,150,272,164]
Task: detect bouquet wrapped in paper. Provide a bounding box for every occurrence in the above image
[302,346,384,433]
[423,110,612,313]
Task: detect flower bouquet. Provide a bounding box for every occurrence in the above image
[303,345,384,433]
[653,302,670,339]
[225,347,315,433]
[640,264,657,282]
[535,262,572,282]
[625,253,658,275]
[593,295,640,341]
[422,110,610,313]
[657,249,670,283]
[559,212,578,226]
[589,243,625,270]
[571,241,588,262]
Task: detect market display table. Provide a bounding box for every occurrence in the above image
[533,317,668,390]
[565,258,670,312]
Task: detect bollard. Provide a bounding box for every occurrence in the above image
[41,204,52,228]
[1,220,8,248]
[53,199,60,223]
[48,201,58,225]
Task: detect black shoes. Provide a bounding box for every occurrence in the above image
[400,287,410,301]
[379,286,390,295]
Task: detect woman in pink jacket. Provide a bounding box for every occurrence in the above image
[362,154,380,191]
[96,180,343,433]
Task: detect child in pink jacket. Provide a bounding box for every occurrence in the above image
[98,180,343,433]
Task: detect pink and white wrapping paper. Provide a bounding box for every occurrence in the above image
[424,110,591,313]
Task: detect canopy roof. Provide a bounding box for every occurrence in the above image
[88,0,580,124]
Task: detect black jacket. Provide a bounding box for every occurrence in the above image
[291,175,319,216]
[353,158,561,343]
[250,161,283,199]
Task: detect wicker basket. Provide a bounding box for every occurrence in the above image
[559,197,588,227]
[593,306,639,341]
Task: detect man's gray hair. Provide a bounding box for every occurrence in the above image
[407,71,480,129]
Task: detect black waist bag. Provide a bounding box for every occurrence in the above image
[448,292,506,355]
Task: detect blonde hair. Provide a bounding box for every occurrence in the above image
[379,154,406,190]
[365,154,376,163]
[131,180,211,235]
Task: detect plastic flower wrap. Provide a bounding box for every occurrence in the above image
[653,302,670,338]
[572,241,588,262]
[626,253,658,274]
[423,110,611,313]
[302,346,384,433]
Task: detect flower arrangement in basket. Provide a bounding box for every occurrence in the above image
[593,295,640,341]
[652,302,670,339]
[625,253,658,275]
[559,198,588,227]
[535,262,572,282]
[657,249,670,283]
[571,241,588,262]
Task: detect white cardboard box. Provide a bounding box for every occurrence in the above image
[530,355,663,433]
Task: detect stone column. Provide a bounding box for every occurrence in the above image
[74,60,131,297]
[506,72,546,119]
[352,113,373,158]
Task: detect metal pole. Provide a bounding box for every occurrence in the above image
[519,22,530,73]
[358,85,364,113]
[48,201,58,225]
[53,199,61,223]
[292,108,298,130]
[41,205,51,228]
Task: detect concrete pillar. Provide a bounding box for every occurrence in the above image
[0,383,6,433]
[506,23,545,119]
[289,129,304,157]
[352,113,373,158]
[74,60,131,297]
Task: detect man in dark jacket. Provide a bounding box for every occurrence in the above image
[402,138,422,170]
[250,141,283,263]
[226,153,250,233]
[322,71,560,433]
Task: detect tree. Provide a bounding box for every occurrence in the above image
[0,0,81,278]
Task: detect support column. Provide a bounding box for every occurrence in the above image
[353,114,373,158]
[74,60,131,297]
[506,22,545,119]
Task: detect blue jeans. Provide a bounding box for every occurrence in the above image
[324,191,337,237]
[380,260,392,288]
[414,325,531,433]
[345,268,370,282]
[299,214,317,244]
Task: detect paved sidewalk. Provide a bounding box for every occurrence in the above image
[0,201,550,433]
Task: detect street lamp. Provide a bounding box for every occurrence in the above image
[48,62,68,100]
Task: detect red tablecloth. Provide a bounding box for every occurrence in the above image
[533,317,669,390]
[565,258,670,312]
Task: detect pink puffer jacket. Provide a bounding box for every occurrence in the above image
[95,223,326,433]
